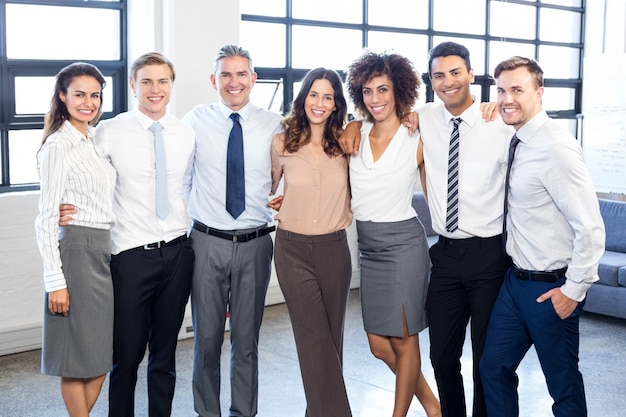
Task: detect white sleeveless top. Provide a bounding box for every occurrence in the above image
[350,121,419,222]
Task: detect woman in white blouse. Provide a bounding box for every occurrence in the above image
[35,62,115,417]
[346,51,441,417]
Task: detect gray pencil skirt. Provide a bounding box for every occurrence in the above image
[41,225,113,378]
[356,217,430,337]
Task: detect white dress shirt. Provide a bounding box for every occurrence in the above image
[507,110,605,301]
[95,109,195,254]
[350,122,419,222]
[35,121,116,292]
[183,101,282,230]
[419,98,514,238]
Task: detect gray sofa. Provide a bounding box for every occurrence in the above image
[412,192,626,320]
[412,191,438,247]
[583,198,626,319]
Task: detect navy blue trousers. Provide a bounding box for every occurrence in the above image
[480,266,587,417]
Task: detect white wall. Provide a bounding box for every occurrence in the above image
[0,0,361,355]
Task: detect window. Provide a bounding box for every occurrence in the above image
[0,0,127,192]
[241,0,584,133]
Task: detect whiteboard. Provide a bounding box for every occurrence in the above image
[581,54,626,194]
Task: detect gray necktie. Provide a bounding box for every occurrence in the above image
[149,122,169,219]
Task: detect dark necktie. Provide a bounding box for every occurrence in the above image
[226,113,245,218]
[502,134,521,250]
[445,118,462,232]
[149,122,169,219]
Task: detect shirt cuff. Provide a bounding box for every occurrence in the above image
[560,278,595,302]
[43,271,67,293]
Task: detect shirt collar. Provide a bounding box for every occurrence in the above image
[515,110,549,144]
[61,120,93,143]
[441,95,479,128]
[132,107,170,131]
[217,100,252,123]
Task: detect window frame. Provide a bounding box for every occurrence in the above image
[242,0,585,123]
[0,0,128,192]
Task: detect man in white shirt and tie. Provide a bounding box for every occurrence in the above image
[182,45,282,417]
[480,56,605,417]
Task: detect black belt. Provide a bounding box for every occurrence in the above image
[438,234,501,247]
[192,220,275,243]
[141,234,187,250]
[514,266,567,283]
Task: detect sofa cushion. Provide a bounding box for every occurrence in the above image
[596,251,626,286]
[412,192,436,237]
[598,199,626,253]
[618,266,626,287]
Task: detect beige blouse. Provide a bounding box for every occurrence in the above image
[270,133,352,235]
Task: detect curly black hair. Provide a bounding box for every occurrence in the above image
[347,51,421,123]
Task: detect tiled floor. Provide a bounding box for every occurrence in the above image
[1,289,625,417]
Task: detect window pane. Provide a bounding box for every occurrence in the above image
[16,76,114,115]
[543,87,576,112]
[540,9,581,43]
[293,0,362,24]
[541,0,582,6]
[490,2,536,40]
[367,32,429,74]
[292,26,363,70]
[241,22,286,68]
[6,4,120,60]
[488,42,535,74]
[240,0,285,16]
[434,0,486,35]
[368,0,428,29]
[9,130,42,185]
[15,77,54,115]
[251,79,284,114]
[433,37,487,75]
[538,46,580,78]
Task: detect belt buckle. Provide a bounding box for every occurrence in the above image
[143,241,161,250]
[236,233,251,243]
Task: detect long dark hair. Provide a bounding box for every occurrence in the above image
[42,62,106,144]
[281,67,347,156]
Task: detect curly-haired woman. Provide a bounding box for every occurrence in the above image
[347,51,441,417]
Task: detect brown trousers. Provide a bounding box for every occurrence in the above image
[274,228,353,417]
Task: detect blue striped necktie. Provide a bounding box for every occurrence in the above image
[445,118,462,232]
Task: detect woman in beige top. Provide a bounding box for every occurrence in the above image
[270,68,352,417]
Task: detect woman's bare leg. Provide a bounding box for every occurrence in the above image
[366,310,441,417]
[61,374,106,416]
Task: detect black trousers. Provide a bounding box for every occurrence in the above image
[425,235,510,417]
[108,236,194,417]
